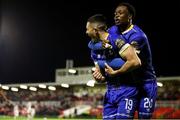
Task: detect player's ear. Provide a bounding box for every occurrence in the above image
[128,14,132,23]
[128,14,132,19]
[94,28,99,34]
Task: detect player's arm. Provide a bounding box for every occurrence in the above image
[89,48,106,82]
[117,44,141,72]
[88,41,103,50]
[92,67,105,82]
[105,43,141,76]
[93,61,106,82]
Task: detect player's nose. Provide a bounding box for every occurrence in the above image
[114,15,119,20]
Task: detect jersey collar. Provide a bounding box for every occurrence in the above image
[122,24,134,34]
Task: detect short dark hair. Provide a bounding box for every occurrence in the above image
[87,14,107,30]
[117,2,136,19]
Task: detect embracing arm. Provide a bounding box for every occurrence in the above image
[117,44,141,72]
[105,44,141,76]
[88,41,103,50]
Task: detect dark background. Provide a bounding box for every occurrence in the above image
[0,0,179,84]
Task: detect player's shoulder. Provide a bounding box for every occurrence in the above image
[108,25,119,35]
[129,25,147,40]
[88,40,93,45]
[88,40,96,49]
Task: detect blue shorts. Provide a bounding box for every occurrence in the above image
[137,79,157,119]
[103,85,138,119]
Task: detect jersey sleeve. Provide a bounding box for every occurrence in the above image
[129,34,147,53]
[90,50,97,61]
[88,41,103,50]
[111,36,130,56]
[108,25,119,35]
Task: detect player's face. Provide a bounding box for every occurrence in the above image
[114,6,131,25]
[86,22,98,39]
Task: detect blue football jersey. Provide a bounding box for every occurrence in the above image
[89,34,138,87]
[88,40,125,79]
[88,40,125,72]
[88,41,105,61]
[109,25,156,81]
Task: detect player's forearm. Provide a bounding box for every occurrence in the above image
[88,41,103,50]
[93,69,106,83]
[116,59,141,74]
[117,45,141,74]
[93,62,106,82]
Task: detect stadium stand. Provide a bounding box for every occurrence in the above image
[0,67,179,119]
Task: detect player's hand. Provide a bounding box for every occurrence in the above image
[92,68,105,83]
[105,63,118,77]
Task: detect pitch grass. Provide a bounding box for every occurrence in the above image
[0,116,102,120]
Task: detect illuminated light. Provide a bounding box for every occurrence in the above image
[2,86,9,90]
[157,82,163,87]
[39,84,46,89]
[68,69,77,74]
[48,86,56,91]
[20,85,28,89]
[11,87,18,92]
[86,80,95,87]
[61,84,69,88]
[29,87,37,91]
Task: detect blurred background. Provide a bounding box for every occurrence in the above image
[0,0,179,119]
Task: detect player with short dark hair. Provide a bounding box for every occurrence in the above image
[104,2,158,119]
[87,14,125,82]
[87,14,108,32]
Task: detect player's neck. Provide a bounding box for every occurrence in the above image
[98,31,109,41]
[119,22,132,33]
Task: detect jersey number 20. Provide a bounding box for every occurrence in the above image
[144,98,153,108]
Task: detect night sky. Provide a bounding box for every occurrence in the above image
[0,0,180,84]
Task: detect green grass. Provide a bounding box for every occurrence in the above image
[0,116,101,120]
[0,116,54,120]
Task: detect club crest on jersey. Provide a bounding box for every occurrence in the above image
[115,39,125,49]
